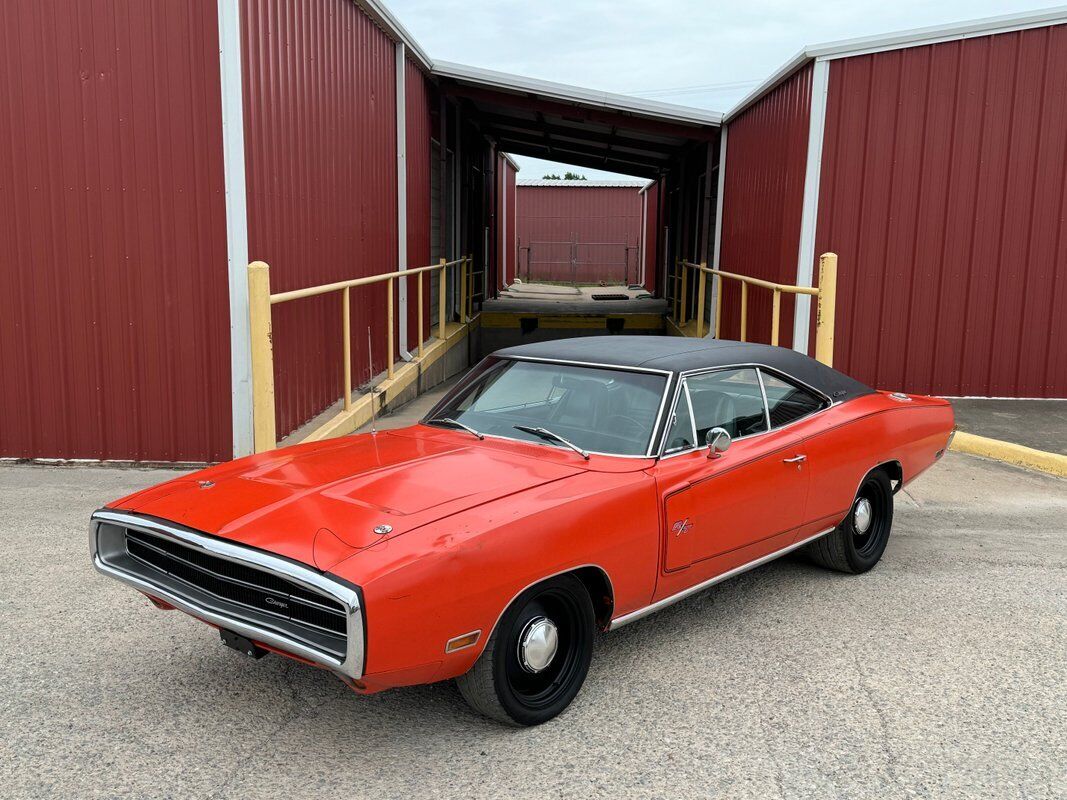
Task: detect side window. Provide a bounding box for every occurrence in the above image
[686,368,769,442]
[663,383,696,453]
[761,371,827,428]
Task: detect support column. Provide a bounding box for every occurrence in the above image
[217,0,253,457]
[395,41,410,357]
[792,58,830,354]
[710,126,728,338]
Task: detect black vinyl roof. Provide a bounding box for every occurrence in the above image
[495,336,874,402]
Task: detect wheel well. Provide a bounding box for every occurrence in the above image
[569,566,615,630]
[873,460,903,492]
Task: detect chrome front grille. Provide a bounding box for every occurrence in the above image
[123,529,348,637]
[90,510,364,678]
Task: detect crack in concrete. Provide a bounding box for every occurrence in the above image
[900,488,923,509]
[202,663,332,800]
[852,652,901,791]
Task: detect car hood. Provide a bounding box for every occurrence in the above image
[109,433,584,570]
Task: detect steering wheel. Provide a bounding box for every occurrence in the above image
[604,413,645,437]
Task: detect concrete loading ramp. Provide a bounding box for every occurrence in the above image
[479,292,668,355]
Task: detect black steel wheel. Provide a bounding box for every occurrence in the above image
[807,469,894,574]
[456,574,594,726]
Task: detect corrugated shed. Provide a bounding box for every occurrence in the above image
[0,0,231,461]
[242,0,398,438]
[516,185,643,284]
[717,63,812,348]
[815,25,1067,396]
[405,56,433,347]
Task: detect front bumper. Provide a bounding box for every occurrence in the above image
[90,509,365,680]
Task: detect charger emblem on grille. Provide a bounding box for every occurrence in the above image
[265,596,289,610]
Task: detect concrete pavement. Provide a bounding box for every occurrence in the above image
[1,453,1064,799]
[950,398,1067,455]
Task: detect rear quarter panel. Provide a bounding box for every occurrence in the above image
[333,468,660,687]
[801,393,954,532]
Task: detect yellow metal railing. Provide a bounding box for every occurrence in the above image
[670,252,838,366]
[247,256,473,453]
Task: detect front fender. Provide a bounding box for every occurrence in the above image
[333,469,659,688]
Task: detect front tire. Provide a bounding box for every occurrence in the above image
[456,574,594,726]
[807,469,894,574]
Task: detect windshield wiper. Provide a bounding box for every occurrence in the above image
[513,425,590,460]
[426,417,484,440]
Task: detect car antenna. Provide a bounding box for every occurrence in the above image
[368,326,377,436]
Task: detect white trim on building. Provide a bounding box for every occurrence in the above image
[395,41,410,358]
[708,125,729,339]
[217,0,253,458]
[433,60,724,126]
[792,59,829,356]
[726,6,1067,123]
[517,179,651,188]
[354,0,433,71]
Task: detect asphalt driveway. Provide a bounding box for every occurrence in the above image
[0,452,1064,799]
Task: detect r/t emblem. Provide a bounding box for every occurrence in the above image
[672,518,693,536]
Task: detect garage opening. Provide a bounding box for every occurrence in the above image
[430,62,723,354]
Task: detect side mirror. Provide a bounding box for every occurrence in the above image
[706,427,731,459]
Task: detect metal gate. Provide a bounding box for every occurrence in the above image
[519,237,636,286]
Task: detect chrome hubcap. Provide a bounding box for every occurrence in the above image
[853,497,873,535]
[517,616,559,673]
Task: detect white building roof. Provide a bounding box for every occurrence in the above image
[726,5,1067,122]
[517,179,650,188]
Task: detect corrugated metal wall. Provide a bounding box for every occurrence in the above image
[406,56,433,348]
[0,0,232,461]
[242,0,398,439]
[516,185,643,284]
[717,63,812,348]
[815,25,1067,397]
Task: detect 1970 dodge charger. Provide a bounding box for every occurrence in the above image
[91,337,954,725]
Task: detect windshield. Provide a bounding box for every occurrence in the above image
[424,358,668,456]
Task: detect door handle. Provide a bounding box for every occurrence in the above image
[782,454,807,464]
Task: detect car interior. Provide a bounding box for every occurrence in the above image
[439,361,667,456]
[665,367,827,453]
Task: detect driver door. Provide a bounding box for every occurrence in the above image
[654,368,810,580]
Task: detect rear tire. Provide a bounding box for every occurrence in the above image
[807,469,894,574]
[456,574,594,726]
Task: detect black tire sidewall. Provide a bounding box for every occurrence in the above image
[843,470,894,572]
[491,574,594,726]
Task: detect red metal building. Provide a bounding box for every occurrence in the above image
[516,180,648,285]
[3,2,1065,464]
[717,9,1067,397]
[0,0,233,462]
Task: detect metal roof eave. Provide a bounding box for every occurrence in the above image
[517,179,651,188]
[354,0,434,71]
[433,60,724,127]
[725,5,1067,123]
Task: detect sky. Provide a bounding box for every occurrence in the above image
[389,0,1054,179]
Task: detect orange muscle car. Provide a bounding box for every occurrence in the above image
[91,337,954,725]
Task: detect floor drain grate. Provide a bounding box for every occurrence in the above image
[591,293,629,301]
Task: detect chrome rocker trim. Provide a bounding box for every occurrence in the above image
[90,509,365,679]
[608,526,834,629]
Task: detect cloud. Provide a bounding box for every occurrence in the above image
[389,0,1047,177]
